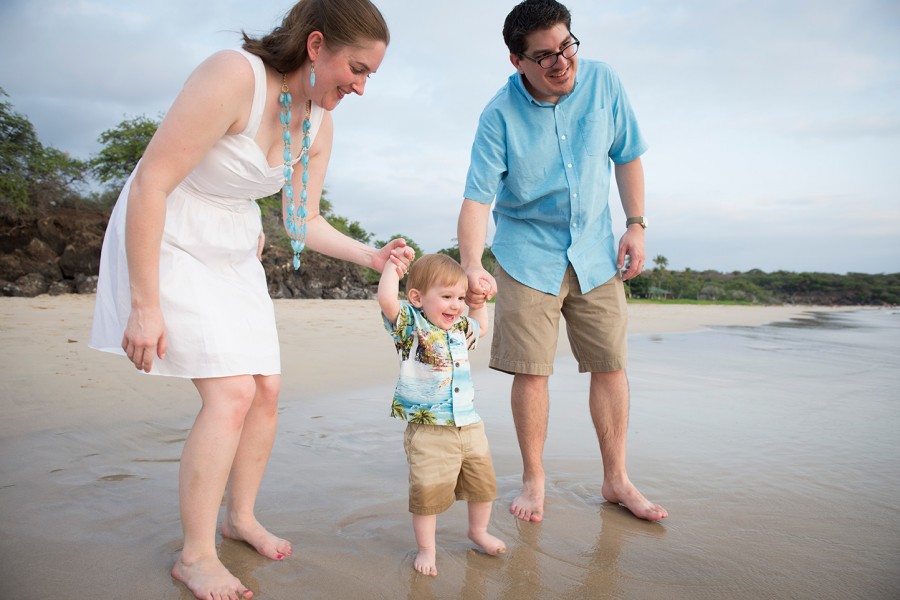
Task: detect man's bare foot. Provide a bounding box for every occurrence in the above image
[172,555,252,600]
[414,547,437,576]
[510,476,545,522]
[601,479,668,521]
[221,515,292,560]
[469,530,507,556]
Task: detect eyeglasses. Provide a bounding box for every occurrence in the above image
[519,35,580,69]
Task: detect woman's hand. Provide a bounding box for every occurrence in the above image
[373,238,415,277]
[256,230,266,260]
[121,306,168,373]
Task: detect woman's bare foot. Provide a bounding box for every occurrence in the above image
[221,515,292,560]
[414,547,437,576]
[469,530,507,556]
[172,555,252,600]
[510,476,545,522]
[601,479,668,521]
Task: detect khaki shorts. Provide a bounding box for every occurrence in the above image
[490,264,628,375]
[403,421,497,515]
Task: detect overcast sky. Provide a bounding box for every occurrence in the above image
[2,0,898,274]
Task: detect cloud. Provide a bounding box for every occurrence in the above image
[1,0,898,273]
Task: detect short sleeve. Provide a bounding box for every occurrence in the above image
[464,106,507,203]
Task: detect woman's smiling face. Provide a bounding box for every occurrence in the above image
[313,39,386,110]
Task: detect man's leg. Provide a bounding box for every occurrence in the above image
[510,373,550,522]
[590,370,668,521]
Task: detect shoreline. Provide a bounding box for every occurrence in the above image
[0,294,854,437]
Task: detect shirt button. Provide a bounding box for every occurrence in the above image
[567,163,573,168]
[561,135,567,140]
[573,193,578,198]
[573,222,578,228]
[454,387,460,393]
[455,362,460,367]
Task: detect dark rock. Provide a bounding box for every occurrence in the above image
[1,205,377,299]
[60,242,102,278]
[48,280,76,295]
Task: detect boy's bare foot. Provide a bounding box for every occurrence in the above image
[510,476,544,522]
[414,547,437,576]
[221,515,292,560]
[172,555,252,600]
[468,530,507,556]
[601,479,668,521]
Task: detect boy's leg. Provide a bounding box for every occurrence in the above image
[467,501,506,556]
[412,514,438,576]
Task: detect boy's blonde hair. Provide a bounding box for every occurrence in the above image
[406,253,467,295]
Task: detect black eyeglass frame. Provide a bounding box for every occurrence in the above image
[518,35,580,69]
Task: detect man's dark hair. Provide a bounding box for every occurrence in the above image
[502,0,572,55]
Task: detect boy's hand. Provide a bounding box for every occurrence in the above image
[466,270,496,308]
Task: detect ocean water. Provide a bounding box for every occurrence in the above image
[264,307,900,599]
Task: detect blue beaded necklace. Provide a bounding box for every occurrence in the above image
[280,73,312,270]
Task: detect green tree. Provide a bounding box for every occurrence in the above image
[376,234,424,259]
[1,88,87,216]
[90,115,159,189]
[436,243,496,274]
[320,196,372,243]
[652,254,668,270]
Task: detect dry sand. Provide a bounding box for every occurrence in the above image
[0,296,837,437]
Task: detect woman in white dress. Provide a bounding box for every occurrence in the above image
[89,1,412,598]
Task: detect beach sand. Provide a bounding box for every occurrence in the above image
[2,296,895,599]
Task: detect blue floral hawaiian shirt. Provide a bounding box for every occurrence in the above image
[382,302,481,427]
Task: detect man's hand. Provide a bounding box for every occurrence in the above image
[466,268,497,308]
[617,226,646,281]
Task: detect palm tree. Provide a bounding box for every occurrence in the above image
[409,407,437,425]
[390,398,407,420]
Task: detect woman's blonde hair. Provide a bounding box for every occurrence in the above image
[242,0,390,73]
[406,254,467,296]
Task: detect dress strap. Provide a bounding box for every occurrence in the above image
[233,48,267,139]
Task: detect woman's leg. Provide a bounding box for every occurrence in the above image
[171,375,257,600]
[221,374,292,560]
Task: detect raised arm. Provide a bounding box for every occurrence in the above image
[377,256,403,325]
[615,157,646,281]
[467,302,490,339]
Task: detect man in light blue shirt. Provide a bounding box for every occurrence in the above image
[458,0,667,522]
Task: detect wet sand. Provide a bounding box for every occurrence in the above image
[1,296,897,599]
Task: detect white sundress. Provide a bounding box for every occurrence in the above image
[89,48,325,378]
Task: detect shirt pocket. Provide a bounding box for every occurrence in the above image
[579,110,613,157]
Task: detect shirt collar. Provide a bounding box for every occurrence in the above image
[509,70,581,107]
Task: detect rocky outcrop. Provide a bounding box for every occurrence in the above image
[0,208,376,299]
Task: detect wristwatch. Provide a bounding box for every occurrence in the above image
[626,216,647,229]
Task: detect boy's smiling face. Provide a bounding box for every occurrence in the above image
[409,279,468,330]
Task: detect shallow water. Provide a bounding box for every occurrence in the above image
[1,309,898,599]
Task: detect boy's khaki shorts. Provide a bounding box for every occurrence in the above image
[403,421,497,515]
[490,264,628,376]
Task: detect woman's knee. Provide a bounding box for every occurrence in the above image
[195,376,257,423]
[252,374,281,410]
